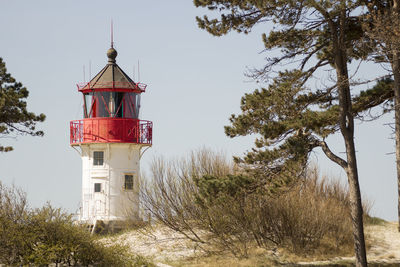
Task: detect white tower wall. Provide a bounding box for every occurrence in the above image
[79,143,141,223]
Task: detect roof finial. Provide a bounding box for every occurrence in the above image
[107,19,117,64]
[111,19,114,48]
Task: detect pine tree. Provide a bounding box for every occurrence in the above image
[194,1,371,265]
[0,57,45,152]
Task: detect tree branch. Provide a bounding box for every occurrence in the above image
[318,140,348,169]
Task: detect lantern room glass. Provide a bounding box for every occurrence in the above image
[83,92,141,119]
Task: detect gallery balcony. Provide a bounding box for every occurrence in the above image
[70,118,152,145]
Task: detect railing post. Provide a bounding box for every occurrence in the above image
[70,122,73,144]
[80,121,83,143]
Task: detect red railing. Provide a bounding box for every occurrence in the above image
[70,118,152,145]
[77,81,147,92]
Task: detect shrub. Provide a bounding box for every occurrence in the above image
[141,149,359,257]
[0,182,30,265]
[250,172,354,253]
[0,182,153,266]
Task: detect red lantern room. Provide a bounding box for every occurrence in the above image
[70,46,152,145]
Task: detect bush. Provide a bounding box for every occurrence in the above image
[141,149,359,257]
[0,182,30,265]
[249,171,354,253]
[0,182,153,266]
[141,149,235,252]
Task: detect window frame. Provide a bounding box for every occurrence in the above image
[124,174,134,191]
[93,151,104,166]
[94,183,102,193]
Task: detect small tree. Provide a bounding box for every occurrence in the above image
[0,57,45,152]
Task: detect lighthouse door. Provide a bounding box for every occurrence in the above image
[93,181,106,218]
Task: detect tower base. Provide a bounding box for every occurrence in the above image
[79,217,146,234]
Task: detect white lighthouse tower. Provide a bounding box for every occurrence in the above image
[70,44,152,229]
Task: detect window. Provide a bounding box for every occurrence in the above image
[124,174,134,190]
[109,92,124,118]
[94,183,101,193]
[124,93,140,119]
[83,92,93,118]
[93,151,104,166]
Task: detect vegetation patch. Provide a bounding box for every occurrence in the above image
[141,149,359,260]
[0,182,155,267]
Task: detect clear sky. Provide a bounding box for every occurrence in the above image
[0,0,397,221]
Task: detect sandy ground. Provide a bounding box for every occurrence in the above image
[296,222,400,266]
[365,222,400,263]
[105,226,202,266]
[106,222,400,266]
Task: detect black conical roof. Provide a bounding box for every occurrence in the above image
[80,47,138,91]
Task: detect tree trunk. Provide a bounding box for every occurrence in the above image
[337,79,368,266]
[331,8,368,266]
[392,49,400,232]
[336,52,368,267]
[392,0,400,233]
[344,139,368,267]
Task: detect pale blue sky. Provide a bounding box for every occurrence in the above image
[0,0,397,221]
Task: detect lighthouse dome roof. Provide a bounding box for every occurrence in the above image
[79,47,143,92]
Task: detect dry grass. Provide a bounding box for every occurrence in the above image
[140,149,363,259]
[166,246,354,267]
[100,219,400,267]
[156,247,280,267]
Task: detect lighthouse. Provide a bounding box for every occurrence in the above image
[70,44,152,228]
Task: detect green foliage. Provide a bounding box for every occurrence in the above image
[0,182,30,265]
[194,1,395,175]
[224,72,394,170]
[224,70,332,170]
[0,182,153,266]
[353,77,394,115]
[195,174,256,200]
[0,57,45,152]
[26,204,82,265]
[194,1,372,73]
